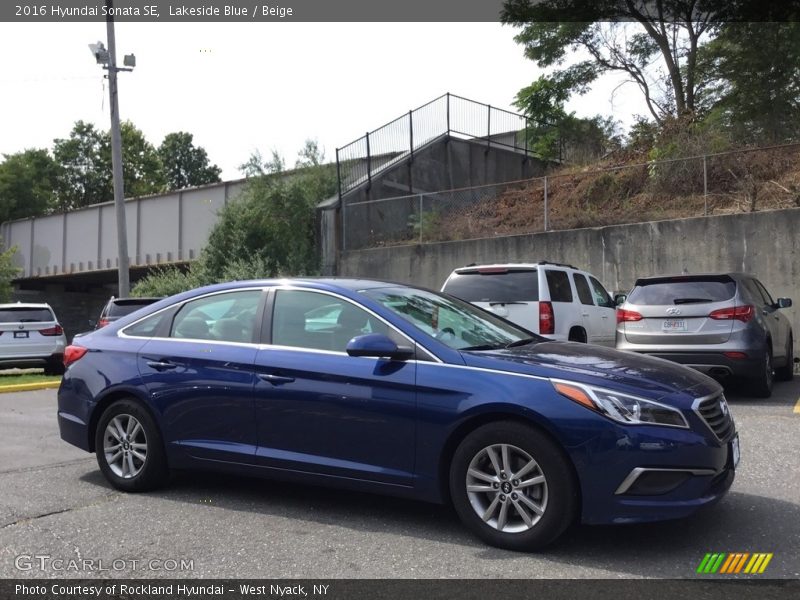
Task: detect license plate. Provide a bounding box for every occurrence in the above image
[13,331,28,339]
[662,319,687,332]
[731,434,740,469]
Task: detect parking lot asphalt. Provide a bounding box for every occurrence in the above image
[0,381,798,579]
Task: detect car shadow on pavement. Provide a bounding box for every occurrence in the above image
[723,378,800,407]
[80,468,800,577]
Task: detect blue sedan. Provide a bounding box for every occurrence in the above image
[58,279,738,550]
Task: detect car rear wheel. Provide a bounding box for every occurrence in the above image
[775,335,794,382]
[449,421,577,551]
[95,399,169,492]
[43,356,65,376]
[750,349,774,398]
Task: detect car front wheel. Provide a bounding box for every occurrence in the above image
[95,399,169,492]
[449,421,578,551]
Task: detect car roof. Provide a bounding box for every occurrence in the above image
[452,261,579,274]
[634,272,749,283]
[0,302,52,309]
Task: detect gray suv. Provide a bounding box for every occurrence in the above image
[616,273,794,397]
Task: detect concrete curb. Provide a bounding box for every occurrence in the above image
[0,381,61,394]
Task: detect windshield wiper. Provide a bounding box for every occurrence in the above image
[462,344,504,351]
[672,297,714,305]
[504,337,538,349]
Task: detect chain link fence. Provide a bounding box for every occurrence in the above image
[342,143,800,251]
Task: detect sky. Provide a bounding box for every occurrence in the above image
[0,22,646,180]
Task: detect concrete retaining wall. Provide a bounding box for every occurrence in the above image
[339,208,800,354]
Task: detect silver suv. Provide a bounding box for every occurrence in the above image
[0,303,67,375]
[616,273,794,397]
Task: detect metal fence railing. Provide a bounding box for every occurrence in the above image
[341,142,800,251]
[335,93,552,198]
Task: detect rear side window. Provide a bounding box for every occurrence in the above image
[171,290,262,343]
[0,308,54,323]
[545,270,573,303]
[627,277,736,305]
[443,270,538,303]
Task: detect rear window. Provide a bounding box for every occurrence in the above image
[0,307,54,323]
[627,277,736,305]
[443,270,538,303]
[107,300,159,318]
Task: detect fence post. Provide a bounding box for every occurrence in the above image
[366,132,371,188]
[409,110,414,158]
[342,200,347,253]
[543,176,549,232]
[524,118,529,157]
[446,92,450,134]
[336,148,342,200]
[703,155,708,216]
[418,194,424,244]
[487,105,491,151]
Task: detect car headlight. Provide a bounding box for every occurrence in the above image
[551,379,688,428]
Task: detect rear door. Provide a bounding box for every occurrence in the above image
[622,275,737,346]
[588,275,617,345]
[442,267,539,332]
[571,273,603,344]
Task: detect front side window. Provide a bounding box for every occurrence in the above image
[589,276,613,307]
[363,287,536,351]
[272,290,391,353]
[170,290,262,343]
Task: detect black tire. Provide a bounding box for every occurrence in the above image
[568,328,587,343]
[449,421,578,552]
[43,357,65,376]
[775,334,794,382]
[750,348,774,398]
[94,398,169,492]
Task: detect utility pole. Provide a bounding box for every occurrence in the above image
[90,0,135,297]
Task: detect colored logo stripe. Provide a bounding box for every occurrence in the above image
[697,553,773,574]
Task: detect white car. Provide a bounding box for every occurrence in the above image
[0,302,67,374]
[441,262,617,346]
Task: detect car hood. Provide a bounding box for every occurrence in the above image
[460,341,721,406]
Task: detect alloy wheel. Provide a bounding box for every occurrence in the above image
[465,443,548,533]
[103,414,148,479]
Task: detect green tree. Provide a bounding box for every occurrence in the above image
[700,22,800,143]
[0,242,20,302]
[119,121,166,197]
[157,132,222,190]
[132,141,337,297]
[0,149,60,222]
[500,1,732,125]
[52,121,111,210]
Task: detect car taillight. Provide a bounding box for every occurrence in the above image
[709,305,754,322]
[40,324,64,336]
[539,301,554,335]
[97,318,110,328]
[63,345,88,367]
[617,309,643,323]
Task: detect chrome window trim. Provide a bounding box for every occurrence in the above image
[269,285,443,363]
[419,361,547,382]
[615,467,716,495]
[118,287,266,342]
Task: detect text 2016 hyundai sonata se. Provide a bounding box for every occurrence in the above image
[58,279,738,550]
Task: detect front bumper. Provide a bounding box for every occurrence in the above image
[574,418,738,525]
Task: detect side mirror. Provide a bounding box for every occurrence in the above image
[346,333,413,360]
[614,294,627,306]
[777,297,792,309]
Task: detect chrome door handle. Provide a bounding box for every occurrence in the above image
[146,360,177,371]
[258,373,295,385]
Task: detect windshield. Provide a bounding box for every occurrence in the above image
[363,287,540,351]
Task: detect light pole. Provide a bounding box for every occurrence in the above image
[88,0,135,297]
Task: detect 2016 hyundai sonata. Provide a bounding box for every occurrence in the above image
[58,279,739,550]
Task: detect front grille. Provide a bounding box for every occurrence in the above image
[694,394,735,440]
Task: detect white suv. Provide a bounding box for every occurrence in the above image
[441,262,617,346]
[0,303,67,374]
